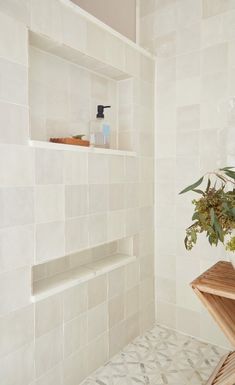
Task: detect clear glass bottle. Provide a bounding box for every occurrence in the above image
[90,105,111,148]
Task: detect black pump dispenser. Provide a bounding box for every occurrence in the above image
[96,105,111,119]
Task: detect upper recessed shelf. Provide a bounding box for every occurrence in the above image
[29,30,131,81]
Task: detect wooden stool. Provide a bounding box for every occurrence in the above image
[206,351,235,385]
[191,261,235,346]
[191,261,235,385]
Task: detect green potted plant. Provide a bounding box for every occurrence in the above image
[180,167,235,268]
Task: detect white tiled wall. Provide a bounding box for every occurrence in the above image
[0,1,155,384]
[139,0,235,349]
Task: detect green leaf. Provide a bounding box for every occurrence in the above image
[219,167,235,171]
[208,235,213,245]
[192,212,199,220]
[179,177,204,195]
[222,202,230,212]
[198,213,207,225]
[222,202,234,217]
[191,230,197,243]
[214,219,224,242]
[206,225,213,233]
[206,178,211,192]
[192,189,204,194]
[231,207,235,218]
[216,174,227,183]
[210,208,215,227]
[225,170,235,180]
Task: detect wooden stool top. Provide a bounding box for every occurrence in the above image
[191,261,235,300]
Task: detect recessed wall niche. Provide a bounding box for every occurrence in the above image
[28,32,135,152]
[29,46,118,146]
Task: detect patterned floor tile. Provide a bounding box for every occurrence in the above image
[82,324,228,385]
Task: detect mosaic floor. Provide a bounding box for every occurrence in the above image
[82,324,228,385]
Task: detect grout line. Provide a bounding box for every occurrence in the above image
[0,97,29,108]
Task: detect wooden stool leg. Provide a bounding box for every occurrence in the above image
[206,352,235,385]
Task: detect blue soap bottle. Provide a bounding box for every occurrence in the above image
[90,105,111,149]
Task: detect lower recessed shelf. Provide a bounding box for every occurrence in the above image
[32,253,136,302]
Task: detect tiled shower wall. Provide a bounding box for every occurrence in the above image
[0,1,155,384]
[139,0,235,348]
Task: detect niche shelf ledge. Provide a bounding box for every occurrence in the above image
[29,140,137,157]
[32,253,136,302]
